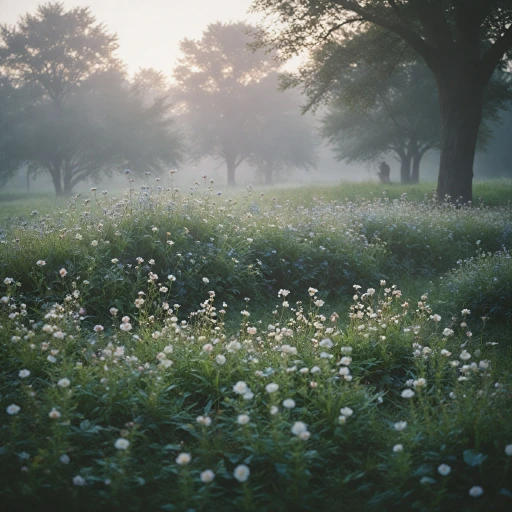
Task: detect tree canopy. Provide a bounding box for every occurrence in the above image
[173,22,316,187]
[0,3,182,195]
[251,0,512,202]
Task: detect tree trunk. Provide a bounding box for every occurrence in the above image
[49,167,63,196]
[63,164,73,195]
[26,168,30,193]
[411,151,421,184]
[400,153,412,184]
[226,157,236,188]
[436,73,485,203]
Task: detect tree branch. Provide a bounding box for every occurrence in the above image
[480,23,512,83]
[335,0,437,65]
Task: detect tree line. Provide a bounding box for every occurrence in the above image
[1,1,512,199]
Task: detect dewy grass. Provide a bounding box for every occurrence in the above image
[0,178,511,511]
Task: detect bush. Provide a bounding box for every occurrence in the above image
[439,249,512,321]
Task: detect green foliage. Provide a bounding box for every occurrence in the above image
[439,249,512,321]
[1,180,512,510]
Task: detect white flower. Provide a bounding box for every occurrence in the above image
[339,357,352,366]
[58,378,71,388]
[393,444,403,453]
[59,268,68,278]
[60,454,70,464]
[401,389,415,399]
[468,486,483,497]
[91,240,98,247]
[431,314,441,322]
[93,325,104,333]
[291,421,308,436]
[440,349,452,357]
[237,414,250,425]
[461,309,470,316]
[443,328,454,337]
[505,444,512,456]
[319,338,333,348]
[247,326,257,335]
[120,322,132,332]
[73,475,86,486]
[233,381,249,395]
[413,378,427,388]
[196,415,212,427]
[282,399,296,409]
[270,405,279,415]
[49,408,61,419]
[200,469,215,483]
[233,464,250,482]
[19,369,30,379]
[176,452,192,465]
[202,277,209,284]
[340,407,354,417]
[36,260,46,267]
[216,354,226,365]
[266,383,279,394]
[6,404,21,415]
[460,350,471,361]
[394,421,407,431]
[114,438,130,450]
[203,343,214,353]
[437,464,451,476]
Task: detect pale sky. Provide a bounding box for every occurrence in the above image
[1,0,262,76]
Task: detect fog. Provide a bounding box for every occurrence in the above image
[0,2,511,200]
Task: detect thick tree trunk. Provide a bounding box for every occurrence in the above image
[50,169,63,196]
[436,74,485,203]
[63,165,73,195]
[411,151,422,184]
[400,153,412,184]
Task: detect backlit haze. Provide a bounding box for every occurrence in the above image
[2,0,261,76]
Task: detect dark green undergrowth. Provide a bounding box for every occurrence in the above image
[1,180,512,511]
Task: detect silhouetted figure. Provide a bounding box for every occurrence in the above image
[378,161,391,184]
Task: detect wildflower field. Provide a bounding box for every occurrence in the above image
[1,178,512,512]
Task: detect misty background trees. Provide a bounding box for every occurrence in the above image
[1,1,512,196]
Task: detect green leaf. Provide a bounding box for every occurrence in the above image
[463,449,487,467]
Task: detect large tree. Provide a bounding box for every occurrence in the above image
[0,4,182,194]
[252,0,512,202]
[173,22,282,187]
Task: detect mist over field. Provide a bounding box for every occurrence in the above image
[1,2,512,512]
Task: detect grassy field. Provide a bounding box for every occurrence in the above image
[1,179,511,511]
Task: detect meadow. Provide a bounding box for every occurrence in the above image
[1,177,512,511]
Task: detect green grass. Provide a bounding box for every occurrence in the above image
[1,179,511,511]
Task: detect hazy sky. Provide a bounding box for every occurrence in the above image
[1,0,261,76]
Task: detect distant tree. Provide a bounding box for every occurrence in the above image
[173,22,282,187]
[0,76,28,185]
[0,3,182,194]
[248,73,317,184]
[321,61,439,184]
[252,0,512,202]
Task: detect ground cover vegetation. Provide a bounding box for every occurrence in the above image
[1,179,511,511]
